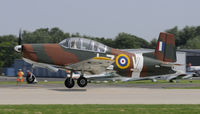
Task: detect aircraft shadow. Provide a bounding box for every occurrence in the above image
[50,88,87,92]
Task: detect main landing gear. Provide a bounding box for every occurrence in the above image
[64,71,88,88]
[77,76,87,87]
[65,78,75,88]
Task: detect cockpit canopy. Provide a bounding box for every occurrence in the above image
[59,38,107,53]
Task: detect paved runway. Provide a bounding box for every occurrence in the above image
[1,76,200,104]
[1,85,200,104]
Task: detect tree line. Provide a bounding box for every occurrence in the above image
[0,25,200,67]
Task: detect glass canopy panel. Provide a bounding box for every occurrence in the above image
[94,42,106,52]
[70,38,81,49]
[59,38,107,53]
[82,39,94,51]
[59,39,69,47]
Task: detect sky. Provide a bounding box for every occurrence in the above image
[0,0,200,41]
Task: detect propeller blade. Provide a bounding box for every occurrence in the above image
[18,29,22,45]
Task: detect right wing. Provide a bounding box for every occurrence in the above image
[66,57,115,75]
[71,72,119,80]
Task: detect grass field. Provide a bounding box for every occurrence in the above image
[166,86,200,89]
[1,79,200,85]
[119,79,199,84]
[0,81,64,85]
[0,104,200,114]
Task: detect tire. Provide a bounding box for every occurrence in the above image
[65,78,75,88]
[77,77,87,87]
[169,79,174,83]
[26,76,35,84]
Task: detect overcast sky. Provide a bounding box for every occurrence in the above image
[0,0,200,41]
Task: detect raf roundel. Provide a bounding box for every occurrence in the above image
[116,54,130,69]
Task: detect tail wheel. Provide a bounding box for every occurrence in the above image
[77,77,87,87]
[26,76,35,84]
[65,78,75,88]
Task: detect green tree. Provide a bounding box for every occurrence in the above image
[0,35,20,67]
[23,28,51,43]
[71,32,80,37]
[179,26,196,46]
[114,32,149,49]
[149,38,157,49]
[49,27,66,43]
[185,35,200,49]
[165,25,200,48]
[22,28,70,43]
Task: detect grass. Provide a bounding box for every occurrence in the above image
[1,79,200,85]
[1,79,200,90]
[101,79,200,85]
[119,79,200,84]
[166,86,200,89]
[0,104,200,114]
[0,81,18,85]
[0,81,64,85]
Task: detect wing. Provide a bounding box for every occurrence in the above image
[66,57,115,75]
[167,73,194,81]
[121,70,195,82]
[121,76,161,82]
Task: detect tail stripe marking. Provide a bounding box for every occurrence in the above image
[158,41,165,52]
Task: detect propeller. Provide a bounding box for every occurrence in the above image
[18,29,22,45]
[14,29,23,53]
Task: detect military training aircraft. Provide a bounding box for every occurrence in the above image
[14,32,188,88]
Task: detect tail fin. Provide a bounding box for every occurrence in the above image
[155,32,176,62]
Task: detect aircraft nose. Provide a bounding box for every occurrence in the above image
[14,45,22,53]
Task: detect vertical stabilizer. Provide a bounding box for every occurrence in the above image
[155,32,176,62]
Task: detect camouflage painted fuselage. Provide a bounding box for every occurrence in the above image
[22,43,175,78]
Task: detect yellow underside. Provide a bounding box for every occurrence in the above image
[93,57,113,61]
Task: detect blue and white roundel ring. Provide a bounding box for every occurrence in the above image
[116,54,130,69]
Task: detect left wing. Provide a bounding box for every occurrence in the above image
[166,73,194,82]
[121,70,196,83]
[121,76,161,82]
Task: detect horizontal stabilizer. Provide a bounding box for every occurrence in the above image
[160,63,184,67]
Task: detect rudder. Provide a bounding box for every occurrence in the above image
[155,32,176,62]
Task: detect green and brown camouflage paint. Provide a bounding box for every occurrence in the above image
[21,32,176,78]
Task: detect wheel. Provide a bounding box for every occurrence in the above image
[26,75,35,84]
[77,77,87,87]
[65,78,75,88]
[151,79,157,82]
[169,79,174,83]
